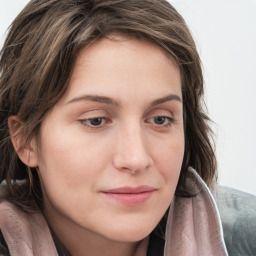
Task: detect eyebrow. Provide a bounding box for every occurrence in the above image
[149,94,182,107]
[66,93,182,107]
[66,95,120,107]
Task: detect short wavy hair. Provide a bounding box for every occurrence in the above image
[0,0,216,211]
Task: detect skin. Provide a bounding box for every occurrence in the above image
[11,37,184,256]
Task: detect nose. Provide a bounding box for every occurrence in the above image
[112,124,152,174]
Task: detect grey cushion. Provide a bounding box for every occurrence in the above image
[215,186,256,256]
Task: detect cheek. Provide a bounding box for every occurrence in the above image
[38,138,109,189]
[152,132,184,186]
[36,133,112,225]
[36,124,111,203]
[142,134,184,216]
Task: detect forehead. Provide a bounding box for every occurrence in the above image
[75,36,179,74]
[61,37,181,104]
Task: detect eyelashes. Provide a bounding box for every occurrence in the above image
[78,115,175,130]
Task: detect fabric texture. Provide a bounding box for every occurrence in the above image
[164,168,228,256]
[0,168,255,255]
[0,201,58,256]
[215,186,256,256]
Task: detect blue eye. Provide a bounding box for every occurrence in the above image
[149,116,174,126]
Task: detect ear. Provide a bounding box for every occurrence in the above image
[8,116,39,167]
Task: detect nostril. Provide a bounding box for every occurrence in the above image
[113,152,152,174]
[121,167,137,175]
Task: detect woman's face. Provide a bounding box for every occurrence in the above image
[36,37,184,242]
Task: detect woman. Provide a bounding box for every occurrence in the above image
[0,0,255,255]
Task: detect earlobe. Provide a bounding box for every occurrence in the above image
[8,116,39,167]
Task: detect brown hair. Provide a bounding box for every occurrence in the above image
[0,0,216,211]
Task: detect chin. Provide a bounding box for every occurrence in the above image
[104,222,156,243]
[97,207,168,243]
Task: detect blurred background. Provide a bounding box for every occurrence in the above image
[1,0,255,195]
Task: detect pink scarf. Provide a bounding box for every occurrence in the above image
[164,168,228,256]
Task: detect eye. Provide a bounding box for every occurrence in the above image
[79,117,107,128]
[153,116,168,125]
[147,116,174,127]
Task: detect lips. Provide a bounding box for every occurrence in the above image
[101,186,156,206]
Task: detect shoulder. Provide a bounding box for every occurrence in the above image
[214,186,256,256]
